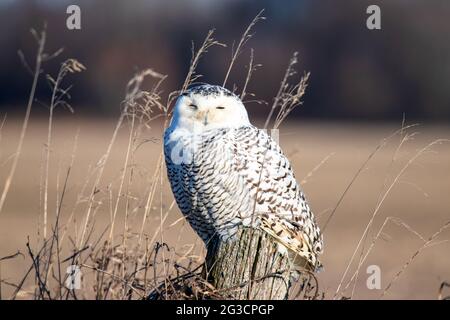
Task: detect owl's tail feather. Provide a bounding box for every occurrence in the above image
[260,216,323,273]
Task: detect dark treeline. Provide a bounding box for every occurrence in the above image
[1,0,450,121]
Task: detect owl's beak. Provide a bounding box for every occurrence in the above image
[202,111,209,126]
[195,110,209,126]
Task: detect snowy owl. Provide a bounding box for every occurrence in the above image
[164,84,323,271]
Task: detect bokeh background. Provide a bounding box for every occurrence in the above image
[0,0,449,300]
[2,0,450,120]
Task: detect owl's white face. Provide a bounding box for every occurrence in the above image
[169,85,251,133]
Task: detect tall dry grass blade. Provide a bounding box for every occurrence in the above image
[347,120,413,298]
[301,152,335,185]
[108,116,135,243]
[323,124,419,233]
[43,59,85,239]
[0,28,46,216]
[0,114,6,149]
[334,138,450,298]
[273,71,310,129]
[78,95,132,248]
[240,48,260,100]
[223,10,265,87]
[341,216,433,297]
[263,52,298,129]
[381,220,450,299]
[180,29,225,94]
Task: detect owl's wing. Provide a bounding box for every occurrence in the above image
[232,126,323,271]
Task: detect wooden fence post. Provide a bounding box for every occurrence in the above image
[204,227,292,299]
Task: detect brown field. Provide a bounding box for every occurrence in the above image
[0,117,449,299]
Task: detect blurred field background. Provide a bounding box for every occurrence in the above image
[0,0,450,299]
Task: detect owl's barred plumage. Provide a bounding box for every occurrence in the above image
[164,84,323,271]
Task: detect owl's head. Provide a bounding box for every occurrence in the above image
[170,84,251,132]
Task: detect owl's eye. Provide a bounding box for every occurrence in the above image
[216,106,225,110]
[189,104,198,110]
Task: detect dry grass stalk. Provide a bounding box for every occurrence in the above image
[323,124,419,233]
[264,52,309,129]
[0,28,46,216]
[180,29,225,95]
[334,131,449,298]
[43,59,85,239]
[223,9,265,87]
[381,220,450,298]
